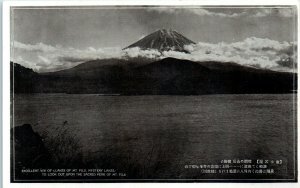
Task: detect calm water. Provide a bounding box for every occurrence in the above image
[12,94,296,179]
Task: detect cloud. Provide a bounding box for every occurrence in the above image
[147,7,295,18]
[123,47,161,59]
[147,7,178,14]
[12,41,163,72]
[13,41,57,52]
[188,9,246,18]
[11,42,124,72]
[147,7,245,18]
[178,37,297,71]
[252,8,295,18]
[12,37,296,73]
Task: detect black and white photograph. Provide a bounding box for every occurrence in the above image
[7,3,298,183]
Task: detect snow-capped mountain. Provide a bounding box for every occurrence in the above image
[124,29,195,52]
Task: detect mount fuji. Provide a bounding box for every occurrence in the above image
[124,29,195,52]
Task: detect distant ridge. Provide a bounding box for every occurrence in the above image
[124,29,195,52]
[11,58,296,95]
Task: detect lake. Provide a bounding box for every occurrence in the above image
[12,94,296,180]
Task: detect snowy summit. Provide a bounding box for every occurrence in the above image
[124,29,196,52]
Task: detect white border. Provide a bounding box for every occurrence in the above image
[2,0,300,6]
[2,0,300,188]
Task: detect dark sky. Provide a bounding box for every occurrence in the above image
[11,6,297,49]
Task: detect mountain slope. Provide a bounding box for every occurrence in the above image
[124,29,195,52]
[120,58,296,95]
[11,58,297,95]
[11,62,38,93]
